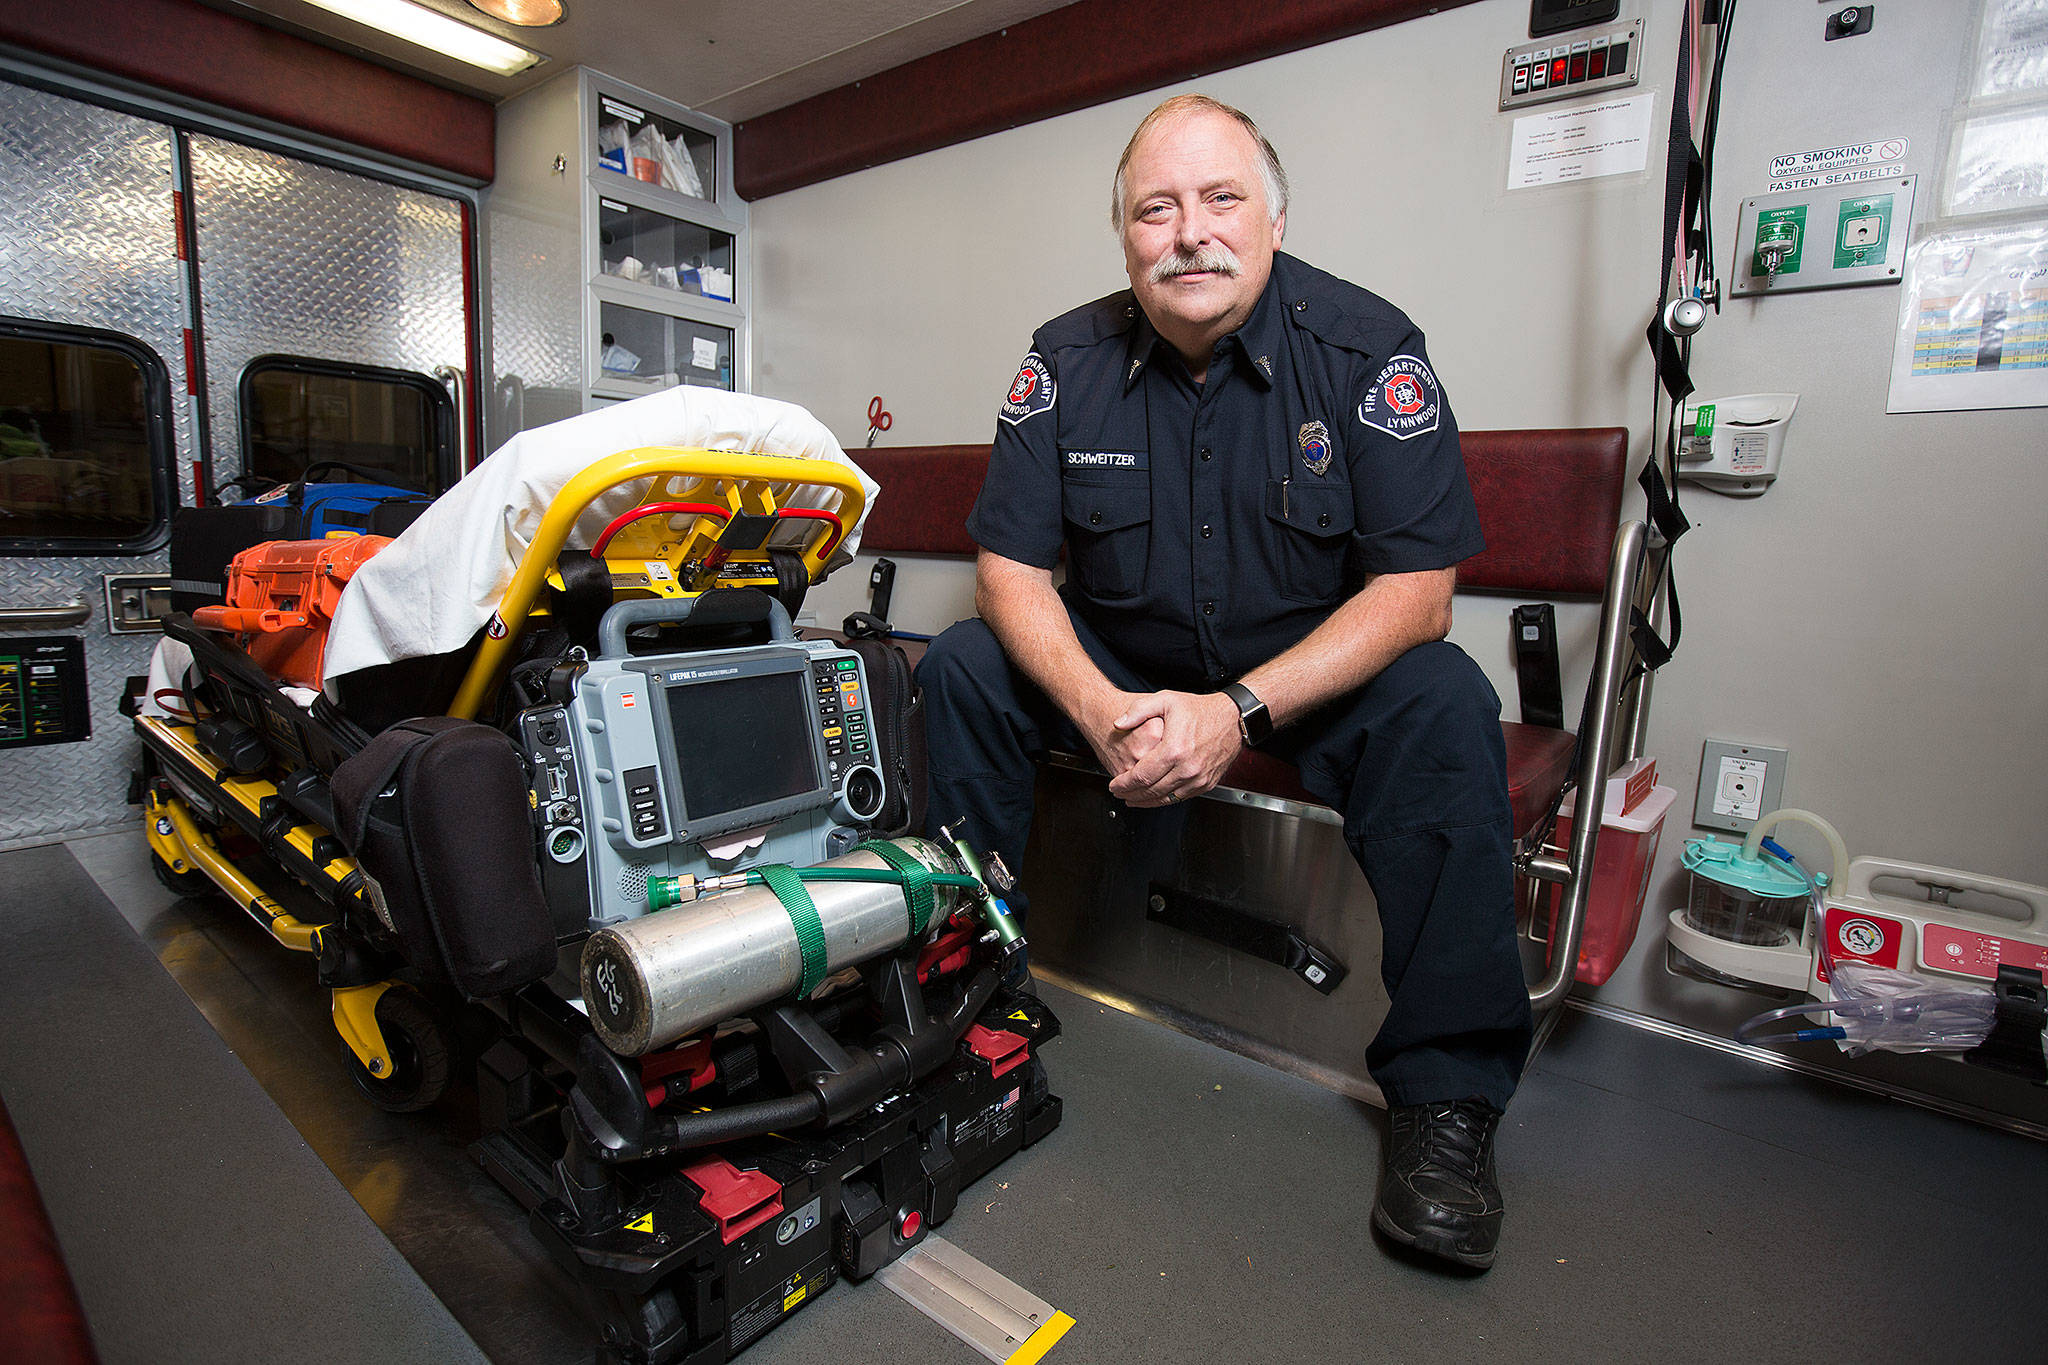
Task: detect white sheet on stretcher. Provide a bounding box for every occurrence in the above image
[320,387,880,683]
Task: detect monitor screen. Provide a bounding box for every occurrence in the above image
[664,668,821,822]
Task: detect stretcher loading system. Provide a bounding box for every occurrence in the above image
[131,444,1064,1364]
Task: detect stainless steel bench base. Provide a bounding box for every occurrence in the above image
[1020,763,1393,1102]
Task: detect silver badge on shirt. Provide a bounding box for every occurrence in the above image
[1298,420,1334,476]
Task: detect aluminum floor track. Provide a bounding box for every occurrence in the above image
[5,831,2044,1364]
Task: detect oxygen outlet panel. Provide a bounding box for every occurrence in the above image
[1732,176,1915,296]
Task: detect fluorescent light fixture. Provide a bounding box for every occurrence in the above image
[298,0,546,75]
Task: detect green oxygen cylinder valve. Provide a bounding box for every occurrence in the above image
[940,823,1023,947]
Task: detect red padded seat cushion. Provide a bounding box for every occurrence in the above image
[0,1097,98,1365]
[846,429,1621,840]
[848,446,989,557]
[1459,427,1628,596]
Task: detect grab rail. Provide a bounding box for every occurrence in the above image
[1525,518,1649,1011]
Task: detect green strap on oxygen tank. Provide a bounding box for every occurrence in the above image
[857,840,937,935]
[756,863,830,998]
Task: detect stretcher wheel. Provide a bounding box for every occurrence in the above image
[348,988,452,1113]
[150,853,216,899]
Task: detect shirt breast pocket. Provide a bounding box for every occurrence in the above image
[1265,480,1355,605]
[1062,476,1152,601]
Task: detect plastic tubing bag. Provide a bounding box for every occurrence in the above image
[1738,960,1995,1057]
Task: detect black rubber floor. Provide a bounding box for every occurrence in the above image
[0,841,486,1365]
[22,832,2048,1363]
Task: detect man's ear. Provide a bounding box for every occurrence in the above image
[1273,210,1286,245]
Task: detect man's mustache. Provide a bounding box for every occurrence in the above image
[1149,243,1242,283]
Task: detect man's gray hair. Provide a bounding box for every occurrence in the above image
[1109,94,1290,232]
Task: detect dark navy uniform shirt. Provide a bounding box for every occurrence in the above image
[967,252,1484,692]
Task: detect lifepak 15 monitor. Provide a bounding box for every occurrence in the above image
[653,654,827,838]
[518,637,887,934]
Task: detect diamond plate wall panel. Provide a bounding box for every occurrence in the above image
[0,81,193,850]
[489,200,584,401]
[188,136,468,483]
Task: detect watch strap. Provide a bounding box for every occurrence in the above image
[1220,681,1270,747]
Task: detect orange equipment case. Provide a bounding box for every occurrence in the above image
[190,536,391,690]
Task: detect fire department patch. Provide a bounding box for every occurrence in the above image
[1356,354,1442,441]
[999,351,1055,425]
[1298,420,1333,476]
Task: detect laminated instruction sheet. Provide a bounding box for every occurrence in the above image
[1888,223,2048,413]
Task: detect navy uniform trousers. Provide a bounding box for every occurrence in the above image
[916,602,1535,1110]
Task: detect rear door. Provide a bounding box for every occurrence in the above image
[186,134,471,495]
[0,83,475,850]
[0,80,191,849]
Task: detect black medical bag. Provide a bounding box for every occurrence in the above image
[330,716,556,998]
[839,612,926,837]
[170,464,434,613]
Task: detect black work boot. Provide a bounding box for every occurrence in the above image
[1372,1098,1505,1270]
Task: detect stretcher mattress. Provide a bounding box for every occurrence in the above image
[319,387,881,682]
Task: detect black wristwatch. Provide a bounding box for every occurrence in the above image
[1221,682,1272,748]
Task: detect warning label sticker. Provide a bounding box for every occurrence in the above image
[1769,138,1907,193]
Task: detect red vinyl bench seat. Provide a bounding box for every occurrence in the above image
[849,428,1627,839]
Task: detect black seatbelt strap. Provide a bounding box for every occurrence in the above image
[1632,1,1703,678]
[1646,6,1701,405]
[1511,604,1565,729]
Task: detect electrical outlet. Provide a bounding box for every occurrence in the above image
[1694,739,1788,833]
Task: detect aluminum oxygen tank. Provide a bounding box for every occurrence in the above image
[580,836,967,1056]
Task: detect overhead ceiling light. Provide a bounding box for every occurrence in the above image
[297,0,547,75]
[466,0,566,26]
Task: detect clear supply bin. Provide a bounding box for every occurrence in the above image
[597,302,733,392]
[1540,783,1676,985]
[598,197,735,302]
[595,91,716,203]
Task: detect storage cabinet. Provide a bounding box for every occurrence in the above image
[488,69,747,445]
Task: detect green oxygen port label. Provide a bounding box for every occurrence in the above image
[1753,206,1806,276]
[1693,403,1716,441]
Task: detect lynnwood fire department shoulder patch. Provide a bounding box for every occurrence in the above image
[1356,354,1442,441]
[1298,420,1333,476]
[999,352,1055,425]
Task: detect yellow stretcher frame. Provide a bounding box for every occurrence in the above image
[140,445,869,1079]
[449,447,867,720]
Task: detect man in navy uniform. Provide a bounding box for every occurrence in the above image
[917,94,1532,1270]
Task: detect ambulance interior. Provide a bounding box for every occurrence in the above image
[1,2,2044,1363]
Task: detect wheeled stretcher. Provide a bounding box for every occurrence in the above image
[133,435,1062,1365]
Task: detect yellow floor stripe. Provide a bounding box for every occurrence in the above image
[1004,1310,1076,1365]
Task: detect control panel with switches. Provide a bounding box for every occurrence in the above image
[1500,18,1641,110]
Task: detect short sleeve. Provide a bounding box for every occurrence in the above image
[966,348,1065,569]
[1345,332,1485,575]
